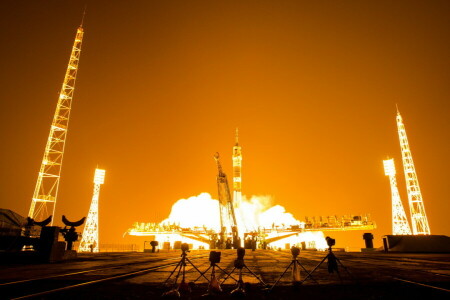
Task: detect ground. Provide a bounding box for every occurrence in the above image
[1,249,449,299]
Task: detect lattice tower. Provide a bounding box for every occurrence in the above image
[214,152,238,245]
[28,25,84,223]
[383,158,412,235]
[396,111,431,235]
[79,169,106,252]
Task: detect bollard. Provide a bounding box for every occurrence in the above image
[363,233,374,248]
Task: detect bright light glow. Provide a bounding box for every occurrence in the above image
[383,159,395,176]
[94,169,106,184]
[79,168,105,252]
[383,158,412,235]
[397,111,431,235]
[161,193,221,231]
[127,192,328,250]
[267,231,328,251]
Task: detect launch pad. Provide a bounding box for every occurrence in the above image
[126,131,376,250]
[1,250,449,299]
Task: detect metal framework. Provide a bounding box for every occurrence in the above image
[79,169,106,252]
[396,110,430,235]
[28,25,84,223]
[383,158,412,235]
[214,152,238,247]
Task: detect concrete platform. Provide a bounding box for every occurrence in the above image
[1,249,449,299]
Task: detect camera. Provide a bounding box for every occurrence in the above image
[326,236,336,247]
[181,243,190,252]
[291,246,300,258]
[209,251,221,264]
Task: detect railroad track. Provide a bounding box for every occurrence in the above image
[1,253,211,300]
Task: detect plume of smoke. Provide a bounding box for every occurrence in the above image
[161,193,221,231]
[160,193,302,232]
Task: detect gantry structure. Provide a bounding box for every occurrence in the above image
[79,169,106,252]
[396,110,431,235]
[383,158,412,235]
[28,25,84,224]
[214,152,239,247]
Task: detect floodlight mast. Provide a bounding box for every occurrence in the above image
[383,158,412,235]
[79,169,106,253]
[28,25,84,224]
[396,110,430,235]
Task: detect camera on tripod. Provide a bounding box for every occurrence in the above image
[181,243,190,253]
[326,236,336,247]
[291,246,300,258]
[209,251,221,264]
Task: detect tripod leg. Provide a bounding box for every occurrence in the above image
[300,254,328,284]
[193,265,211,283]
[297,261,319,284]
[244,264,266,286]
[163,260,182,285]
[215,264,238,282]
[335,257,356,282]
[185,257,210,282]
[221,267,236,284]
[269,261,294,291]
[173,262,184,284]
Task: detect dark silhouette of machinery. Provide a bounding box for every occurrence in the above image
[60,215,85,250]
[162,243,208,298]
[270,246,317,291]
[150,240,159,253]
[221,247,266,297]
[300,236,353,284]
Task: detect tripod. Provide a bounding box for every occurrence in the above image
[270,247,318,291]
[300,245,353,284]
[162,245,209,297]
[192,251,237,296]
[193,251,236,283]
[221,248,266,289]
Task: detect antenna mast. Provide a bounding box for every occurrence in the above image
[396,111,430,235]
[79,169,106,253]
[383,158,412,235]
[28,25,84,223]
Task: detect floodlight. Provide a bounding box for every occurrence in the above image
[383,159,395,176]
[94,168,106,184]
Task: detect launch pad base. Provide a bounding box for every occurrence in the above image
[382,235,450,253]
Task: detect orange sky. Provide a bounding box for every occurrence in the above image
[1,1,449,248]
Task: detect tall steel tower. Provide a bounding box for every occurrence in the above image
[79,169,106,253]
[396,110,431,235]
[383,158,412,235]
[28,25,84,223]
[232,128,242,208]
[214,153,239,247]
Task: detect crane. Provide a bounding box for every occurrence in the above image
[214,152,239,248]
